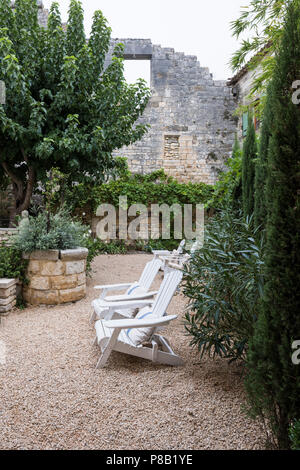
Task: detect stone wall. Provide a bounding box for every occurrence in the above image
[0,228,18,246]
[0,279,17,315]
[229,60,265,141]
[105,39,238,184]
[23,248,88,305]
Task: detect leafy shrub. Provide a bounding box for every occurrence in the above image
[82,237,127,273]
[60,169,213,218]
[182,208,264,362]
[207,136,242,210]
[137,238,180,253]
[13,209,88,252]
[289,420,300,450]
[0,244,28,284]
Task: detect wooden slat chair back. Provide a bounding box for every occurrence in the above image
[150,268,183,318]
[138,258,162,291]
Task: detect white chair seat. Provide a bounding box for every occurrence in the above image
[95,318,137,349]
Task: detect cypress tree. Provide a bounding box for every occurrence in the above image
[242,112,257,217]
[254,87,274,229]
[244,0,300,449]
[231,134,243,210]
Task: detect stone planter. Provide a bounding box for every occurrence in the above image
[0,279,17,315]
[23,248,88,306]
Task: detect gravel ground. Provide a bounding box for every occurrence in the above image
[0,253,266,450]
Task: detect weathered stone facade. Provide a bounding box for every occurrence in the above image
[23,248,88,305]
[229,62,264,141]
[105,39,237,184]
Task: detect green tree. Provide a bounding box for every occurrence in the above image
[244,0,300,449]
[0,0,150,225]
[254,86,274,229]
[230,0,288,100]
[242,113,257,217]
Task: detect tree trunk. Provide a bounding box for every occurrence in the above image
[1,158,35,227]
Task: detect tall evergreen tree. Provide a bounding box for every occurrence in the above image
[254,86,274,229]
[231,134,243,210]
[242,113,257,217]
[244,0,300,449]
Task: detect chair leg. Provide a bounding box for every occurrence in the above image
[95,327,121,369]
[89,310,96,324]
[151,339,159,363]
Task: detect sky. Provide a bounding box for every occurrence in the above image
[42,0,250,84]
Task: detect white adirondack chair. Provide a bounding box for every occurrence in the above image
[92,264,182,322]
[93,268,184,368]
[152,239,186,271]
[90,258,162,323]
[163,238,202,273]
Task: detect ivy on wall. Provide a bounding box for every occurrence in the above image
[60,169,213,222]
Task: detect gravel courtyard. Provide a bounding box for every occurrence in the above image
[0,253,266,450]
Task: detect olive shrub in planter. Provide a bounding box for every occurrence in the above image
[14,210,89,305]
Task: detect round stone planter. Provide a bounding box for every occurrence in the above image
[23,248,88,306]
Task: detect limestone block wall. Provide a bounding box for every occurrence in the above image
[0,279,17,315]
[106,39,238,185]
[23,248,88,306]
[0,228,18,246]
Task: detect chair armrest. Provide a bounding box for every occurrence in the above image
[167,262,184,271]
[94,283,133,291]
[104,291,158,302]
[152,250,171,256]
[103,315,178,330]
[96,299,153,310]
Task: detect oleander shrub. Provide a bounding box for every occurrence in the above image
[182,208,265,362]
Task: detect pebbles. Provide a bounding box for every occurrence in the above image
[0,253,266,450]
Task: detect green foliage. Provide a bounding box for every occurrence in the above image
[82,237,127,273]
[244,1,300,449]
[13,208,88,252]
[208,135,242,210]
[0,0,150,222]
[242,114,257,217]
[62,169,213,216]
[43,168,66,213]
[0,244,28,284]
[289,420,300,450]
[230,0,288,100]
[183,209,264,362]
[254,87,273,229]
[136,238,179,253]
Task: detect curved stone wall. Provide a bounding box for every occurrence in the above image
[23,248,88,305]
